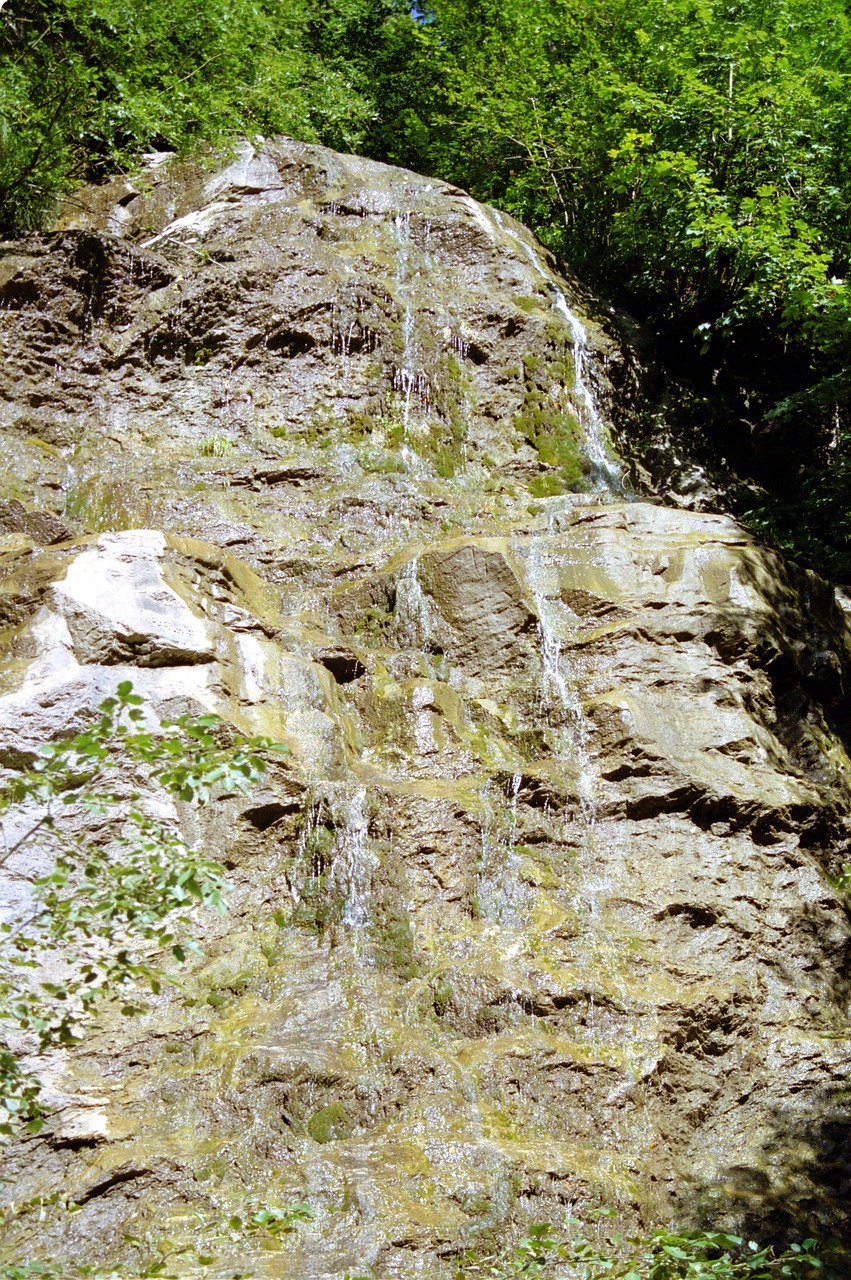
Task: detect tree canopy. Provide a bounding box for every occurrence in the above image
[0,0,415,231]
[384,0,851,574]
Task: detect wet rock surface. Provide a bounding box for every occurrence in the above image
[1,139,851,1276]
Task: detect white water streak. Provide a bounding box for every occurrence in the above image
[334,786,375,928]
[526,543,596,822]
[490,208,622,492]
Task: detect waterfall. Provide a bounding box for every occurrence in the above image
[392,212,425,432]
[490,207,623,493]
[393,557,434,650]
[292,789,375,930]
[526,539,597,823]
[552,293,622,492]
[523,538,640,1047]
[334,785,374,929]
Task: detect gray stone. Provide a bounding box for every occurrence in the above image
[0,140,849,1278]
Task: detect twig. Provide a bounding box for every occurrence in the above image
[0,814,52,869]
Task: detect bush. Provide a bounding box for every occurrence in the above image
[0,681,281,1133]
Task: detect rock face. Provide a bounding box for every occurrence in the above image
[1,139,851,1277]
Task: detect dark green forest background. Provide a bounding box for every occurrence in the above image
[3,0,851,576]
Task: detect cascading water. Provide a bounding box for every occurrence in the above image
[392,212,423,433]
[388,212,436,479]
[292,789,375,931]
[553,294,622,492]
[393,557,434,651]
[490,207,624,493]
[525,540,597,824]
[522,538,642,1061]
[333,785,374,929]
[474,779,531,929]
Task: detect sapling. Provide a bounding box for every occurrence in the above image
[0,681,284,1134]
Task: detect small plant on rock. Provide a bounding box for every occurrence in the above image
[199,434,235,457]
[454,1221,841,1279]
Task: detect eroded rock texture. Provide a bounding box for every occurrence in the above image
[1,139,850,1278]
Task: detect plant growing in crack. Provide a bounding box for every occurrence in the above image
[0,681,285,1136]
[0,1199,314,1278]
[454,1221,842,1279]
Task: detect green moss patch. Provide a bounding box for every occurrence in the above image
[307,1100,351,1143]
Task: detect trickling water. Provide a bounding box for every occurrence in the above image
[552,293,623,492]
[490,207,623,493]
[392,368,430,426]
[293,797,328,907]
[450,333,470,361]
[392,212,422,432]
[522,538,642,1055]
[474,783,530,928]
[294,790,376,930]
[334,785,374,928]
[508,771,522,835]
[526,540,596,822]
[393,558,434,650]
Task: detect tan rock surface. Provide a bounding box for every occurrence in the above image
[0,140,849,1278]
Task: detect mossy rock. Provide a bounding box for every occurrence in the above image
[529,473,567,498]
[432,974,454,1016]
[307,1100,351,1143]
[370,898,419,981]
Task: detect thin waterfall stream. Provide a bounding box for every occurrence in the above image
[490,206,624,493]
[526,538,597,824]
[334,785,374,929]
[7,137,848,1277]
[522,535,639,1050]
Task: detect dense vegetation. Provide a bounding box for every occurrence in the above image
[2,0,850,570]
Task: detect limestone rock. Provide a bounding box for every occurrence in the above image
[0,140,849,1278]
[51,530,215,666]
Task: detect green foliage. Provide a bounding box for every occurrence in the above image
[199,434,235,458]
[0,1200,312,1277]
[366,0,851,574]
[195,1199,313,1248]
[354,604,395,645]
[407,0,851,340]
[454,1221,842,1278]
[0,681,283,1134]
[0,0,424,234]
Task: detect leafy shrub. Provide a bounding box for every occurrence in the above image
[455,1221,843,1279]
[0,681,283,1133]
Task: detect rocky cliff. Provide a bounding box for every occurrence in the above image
[1,138,851,1278]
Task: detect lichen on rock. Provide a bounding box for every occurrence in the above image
[0,138,850,1277]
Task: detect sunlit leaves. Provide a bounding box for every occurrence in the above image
[0,1198,313,1277]
[0,683,282,1133]
[404,0,851,413]
[454,1220,842,1278]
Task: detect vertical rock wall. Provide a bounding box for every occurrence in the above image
[0,139,850,1277]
